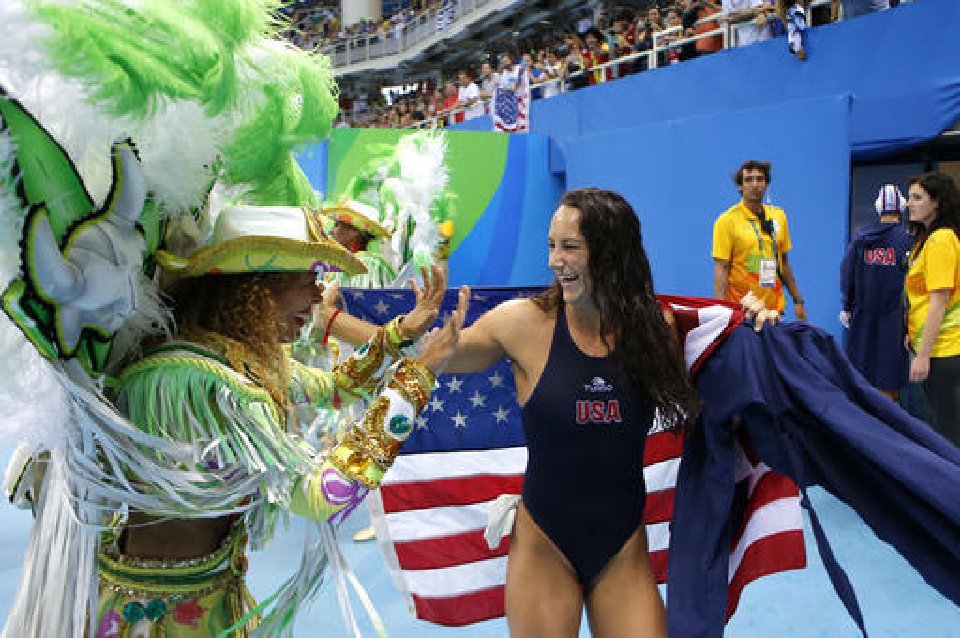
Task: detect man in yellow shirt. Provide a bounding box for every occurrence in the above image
[712,160,807,320]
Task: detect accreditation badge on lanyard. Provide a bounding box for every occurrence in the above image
[759,258,777,287]
[751,217,778,288]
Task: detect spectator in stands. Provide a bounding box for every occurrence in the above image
[713,159,807,320]
[613,12,637,55]
[584,28,612,84]
[644,5,665,32]
[498,52,520,91]
[398,101,414,127]
[683,0,724,58]
[659,8,685,65]
[457,69,484,120]
[478,60,499,112]
[560,34,589,90]
[431,88,446,120]
[840,0,889,19]
[411,98,427,124]
[904,172,960,445]
[634,23,655,72]
[840,184,913,401]
[442,80,459,124]
[541,49,563,98]
[608,11,638,75]
[424,98,438,125]
[721,0,776,47]
[521,53,545,100]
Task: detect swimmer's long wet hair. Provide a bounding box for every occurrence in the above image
[534,188,700,430]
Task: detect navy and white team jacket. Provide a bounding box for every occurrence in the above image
[840,222,913,390]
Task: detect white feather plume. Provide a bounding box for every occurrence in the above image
[0,130,74,452]
[387,131,449,271]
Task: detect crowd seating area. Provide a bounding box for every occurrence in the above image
[282,0,447,52]
[277,1,905,129]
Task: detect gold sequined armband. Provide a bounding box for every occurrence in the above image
[328,360,436,488]
[388,358,436,414]
[332,329,389,395]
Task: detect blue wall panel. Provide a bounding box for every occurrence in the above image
[295,139,328,196]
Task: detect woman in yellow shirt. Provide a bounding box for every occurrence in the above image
[905,172,960,445]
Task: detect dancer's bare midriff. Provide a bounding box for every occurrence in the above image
[121,512,239,559]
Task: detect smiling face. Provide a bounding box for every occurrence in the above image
[548,205,592,308]
[907,182,937,227]
[270,272,322,341]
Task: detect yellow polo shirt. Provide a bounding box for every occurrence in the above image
[906,228,960,357]
[712,201,793,312]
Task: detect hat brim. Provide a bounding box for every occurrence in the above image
[320,204,392,239]
[156,236,367,278]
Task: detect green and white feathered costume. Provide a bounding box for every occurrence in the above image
[0,1,436,637]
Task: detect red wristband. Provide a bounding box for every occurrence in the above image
[322,308,341,346]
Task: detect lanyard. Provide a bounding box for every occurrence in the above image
[748,210,782,285]
[747,209,778,262]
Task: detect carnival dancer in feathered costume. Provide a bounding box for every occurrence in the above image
[0,1,469,636]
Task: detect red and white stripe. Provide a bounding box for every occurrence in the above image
[368,298,805,627]
[369,447,526,626]
[515,70,530,133]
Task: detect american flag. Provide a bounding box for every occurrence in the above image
[346,289,806,627]
[492,67,530,133]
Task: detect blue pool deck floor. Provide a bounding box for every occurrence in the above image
[0,448,956,636]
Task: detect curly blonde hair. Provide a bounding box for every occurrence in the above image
[167,273,295,409]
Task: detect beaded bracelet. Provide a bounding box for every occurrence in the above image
[384,314,414,356]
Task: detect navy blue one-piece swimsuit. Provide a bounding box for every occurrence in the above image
[520,307,654,586]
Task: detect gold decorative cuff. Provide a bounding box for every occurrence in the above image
[326,360,436,489]
[332,328,389,393]
[329,440,386,489]
[389,358,436,414]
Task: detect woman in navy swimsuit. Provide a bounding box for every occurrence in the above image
[443,188,699,636]
[325,188,701,635]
